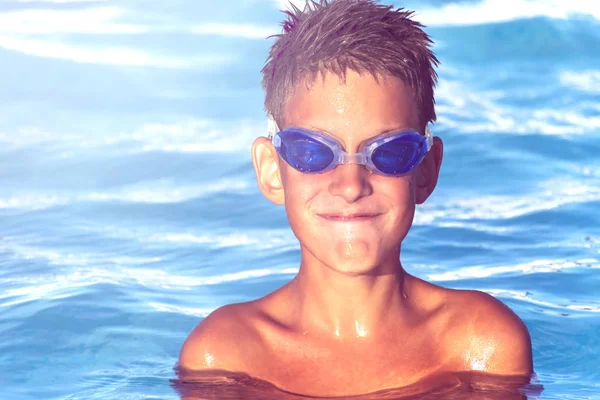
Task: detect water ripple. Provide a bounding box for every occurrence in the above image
[427,258,599,281]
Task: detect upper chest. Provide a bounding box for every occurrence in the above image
[247,328,458,397]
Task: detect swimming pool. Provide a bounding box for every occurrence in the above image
[0,0,599,398]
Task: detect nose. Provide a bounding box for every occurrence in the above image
[327,163,373,203]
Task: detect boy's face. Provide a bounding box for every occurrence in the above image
[272,70,439,275]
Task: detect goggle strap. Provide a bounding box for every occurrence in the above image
[267,114,279,140]
[425,125,433,151]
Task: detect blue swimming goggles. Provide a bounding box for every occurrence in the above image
[267,115,433,177]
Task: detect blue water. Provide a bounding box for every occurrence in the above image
[0,0,599,398]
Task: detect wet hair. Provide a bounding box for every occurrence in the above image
[261,0,439,131]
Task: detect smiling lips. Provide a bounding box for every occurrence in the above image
[317,213,382,221]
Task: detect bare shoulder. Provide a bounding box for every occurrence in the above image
[178,302,264,373]
[178,282,294,375]
[445,289,533,376]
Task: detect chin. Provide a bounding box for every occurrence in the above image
[298,233,398,275]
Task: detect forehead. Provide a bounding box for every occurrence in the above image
[283,69,420,142]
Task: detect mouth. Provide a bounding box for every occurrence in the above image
[317,213,382,221]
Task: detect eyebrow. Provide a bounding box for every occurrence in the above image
[309,125,403,133]
[305,125,412,141]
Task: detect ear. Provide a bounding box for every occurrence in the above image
[415,136,443,204]
[251,137,285,205]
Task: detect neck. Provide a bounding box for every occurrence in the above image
[288,248,411,342]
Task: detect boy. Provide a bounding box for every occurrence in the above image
[179,0,533,396]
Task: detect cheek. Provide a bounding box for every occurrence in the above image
[282,164,314,193]
[407,173,417,203]
[376,173,415,205]
[282,179,326,244]
[377,175,416,229]
[280,166,322,218]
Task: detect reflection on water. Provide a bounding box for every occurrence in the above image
[171,368,543,399]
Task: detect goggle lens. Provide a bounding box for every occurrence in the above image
[278,130,334,173]
[371,134,423,175]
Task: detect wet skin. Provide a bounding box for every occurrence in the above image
[178,70,533,397]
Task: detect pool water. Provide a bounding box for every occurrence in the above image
[0,0,599,399]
